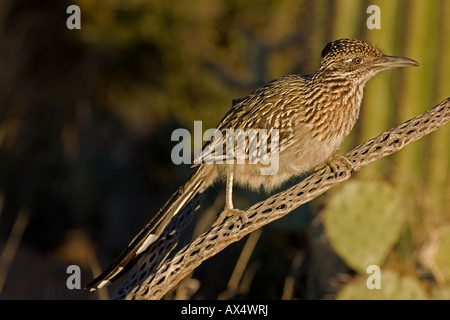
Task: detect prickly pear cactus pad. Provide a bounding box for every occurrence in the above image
[337,269,429,299]
[323,179,406,273]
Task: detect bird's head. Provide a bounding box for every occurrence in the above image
[317,38,419,84]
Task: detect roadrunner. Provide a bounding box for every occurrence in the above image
[86,38,418,291]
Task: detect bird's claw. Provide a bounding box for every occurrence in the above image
[315,154,353,176]
[213,208,247,227]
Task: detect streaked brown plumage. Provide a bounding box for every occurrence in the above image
[86,38,418,291]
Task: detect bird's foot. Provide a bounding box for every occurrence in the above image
[213,208,247,227]
[315,154,353,176]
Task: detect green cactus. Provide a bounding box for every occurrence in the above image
[337,269,429,300]
[323,179,406,273]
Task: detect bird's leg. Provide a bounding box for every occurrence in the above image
[225,169,235,210]
[213,170,246,227]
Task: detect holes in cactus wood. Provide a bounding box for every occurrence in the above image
[248,212,258,219]
[380,133,390,142]
[156,276,165,286]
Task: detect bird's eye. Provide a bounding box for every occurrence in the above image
[352,57,363,64]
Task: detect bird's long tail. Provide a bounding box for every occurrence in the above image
[85,165,211,291]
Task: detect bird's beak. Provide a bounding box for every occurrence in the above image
[374,55,420,69]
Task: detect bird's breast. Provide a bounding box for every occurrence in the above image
[302,84,363,143]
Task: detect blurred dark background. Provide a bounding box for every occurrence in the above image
[0,0,448,299]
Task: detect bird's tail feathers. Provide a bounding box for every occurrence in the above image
[85,165,210,291]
